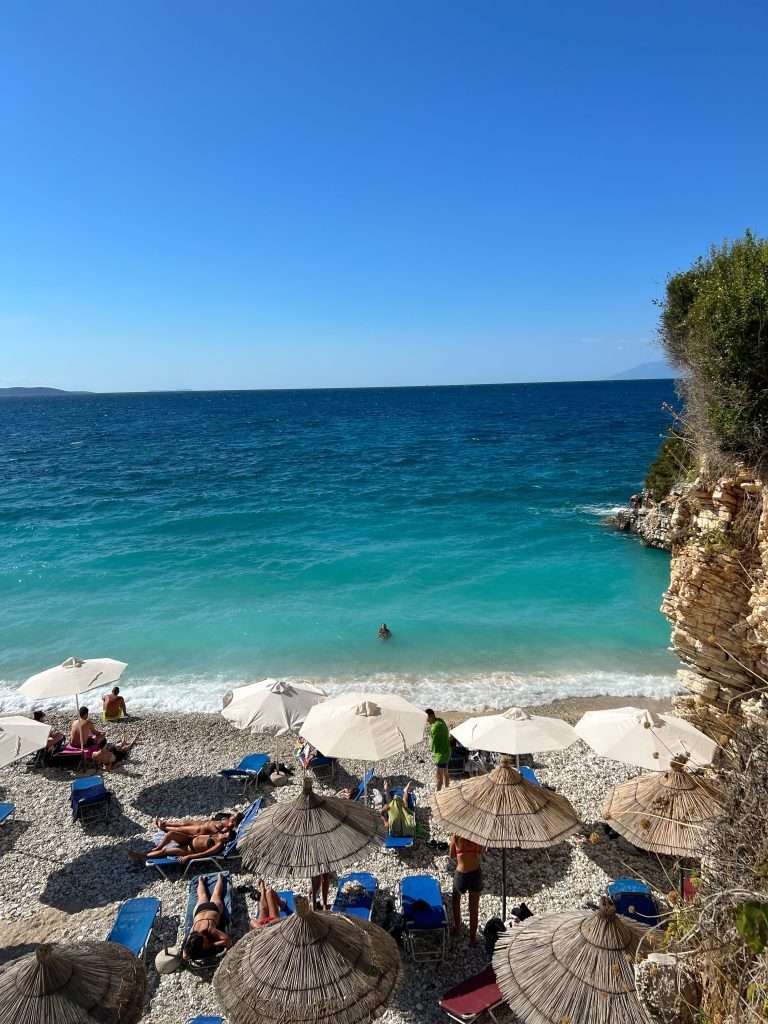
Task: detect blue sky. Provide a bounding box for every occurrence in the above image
[2,2,766,391]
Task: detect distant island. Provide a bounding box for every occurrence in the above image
[608,360,678,380]
[0,387,89,397]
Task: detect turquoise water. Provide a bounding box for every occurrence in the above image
[0,381,679,711]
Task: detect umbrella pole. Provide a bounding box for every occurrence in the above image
[502,848,507,920]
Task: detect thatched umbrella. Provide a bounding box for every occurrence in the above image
[239,777,384,877]
[492,899,650,1024]
[0,941,147,1024]
[602,759,726,858]
[430,755,580,917]
[214,894,401,1024]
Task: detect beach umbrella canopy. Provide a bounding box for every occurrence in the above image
[575,706,718,770]
[0,716,52,769]
[451,707,578,756]
[301,692,426,760]
[430,755,580,917]
[0,941,147,1024]
[492,899,650,1024]
[214,894,401,1024]
[603,759,726,858]
[239,777,384,877]
[20,657,127,701]
[221,678,327,735]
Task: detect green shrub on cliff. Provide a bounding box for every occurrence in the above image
[659,230,768,464]
[644,431,692,500]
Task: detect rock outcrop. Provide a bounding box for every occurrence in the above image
[661,469,768,735]
[609,489,680,551]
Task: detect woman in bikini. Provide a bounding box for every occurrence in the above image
[249,879,289,929]
[128,828,234,865]
[153,811,243,835]
[183,874,232,961]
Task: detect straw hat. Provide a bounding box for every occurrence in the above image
[0,941,147,1024]
[429,756,580,848]
[492,899,650,1024]
[239,777,384,876]
[603,760,725,858]
[213,894,401,1024]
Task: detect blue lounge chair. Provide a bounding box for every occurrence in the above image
[400,875,448,961]
[70,776,111,825]
[385,787,416,850]
[183,872,232,971]
[608,878,661,927]
[277,890,295,917]
[352,768,375,801]
[106,897,161,960]
[220,753,269,791]
[332,872,377,921]
[144,798,263,880]
[186,1018,224,1024]
[518,766,540,785]
[0,803,15,826]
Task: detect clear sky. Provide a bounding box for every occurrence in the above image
[2,2,767,392]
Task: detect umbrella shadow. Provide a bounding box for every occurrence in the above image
[0,942,38,966]
[580,821,677,892]
[40,839,159,911]
[134,774,243,817]
[0,819,31,856]
[485,842,575,898]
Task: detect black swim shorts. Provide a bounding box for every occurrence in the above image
[453,868,483,895]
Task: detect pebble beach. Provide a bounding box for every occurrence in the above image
[0,696,675,1023]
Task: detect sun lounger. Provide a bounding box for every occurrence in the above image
[183,872,232,971]
[448,743,469,779]
[219,753,269,791]
[518,766,540,785]
[608,878,660,926]
[106,897,161,960]
[332,872,377,921]
[277,890,296,917]
[352,768,375,801]
[144,797,264,880]
[295,749,337,781]
[385,787,416,850]
[400,874,448,961]
[70,776,111,825]
[0,803,15,826]
[439,965,505,1023]
[186,1017,224,1024]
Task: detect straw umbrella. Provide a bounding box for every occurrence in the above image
[492,899,650,1024]
[451,706,578,766]
[222,678,327,735]
[214,894,401,1024]
[239,777,384,878]
[575,706,717,770]
[430,755,580,917]
[602,759,726,858]
[0,941,147,1024]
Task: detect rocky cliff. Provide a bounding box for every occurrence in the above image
[661,468,768,736]
[609,489,680,550]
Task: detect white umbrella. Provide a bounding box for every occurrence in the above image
[451,707,578,764]
[0,716,51,769]
[20,657,127,714]
[301,692,426,761]
[221,678,327,735]
[575,706,718,770]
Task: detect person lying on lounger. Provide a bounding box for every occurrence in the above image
[153,811,244,835]
[92,736,138,769]
[249,879,289,928]
[183,874,232,961]
[380,780,416,829]
[128,827,234,865]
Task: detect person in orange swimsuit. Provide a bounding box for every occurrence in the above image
[249,879,289,928]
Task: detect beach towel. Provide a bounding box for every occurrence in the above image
[387,795,416,837]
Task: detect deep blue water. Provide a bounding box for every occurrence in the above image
[0,380,679,711]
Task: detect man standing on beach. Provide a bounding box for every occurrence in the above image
[425,708,451,790]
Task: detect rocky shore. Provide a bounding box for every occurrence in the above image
[0,698,674,1024]
[607,489,680,551]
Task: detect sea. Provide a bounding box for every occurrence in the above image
[0,380,680,714]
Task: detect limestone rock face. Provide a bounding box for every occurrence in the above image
[610,489,680,551]
[661,469,768,734]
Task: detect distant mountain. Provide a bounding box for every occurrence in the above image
[0,386,89,397]
[608,360,678,381]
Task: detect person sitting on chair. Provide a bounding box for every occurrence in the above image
[102,686,127,722]
[249,879,290,928]
[183,874,232,960]
[128,827,233,865]
[34,709,64,751]
[69,707,105,749]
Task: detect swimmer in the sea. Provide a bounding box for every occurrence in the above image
[378,623,392,640]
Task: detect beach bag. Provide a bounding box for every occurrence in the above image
[483,918,507,955]
[387,796,416,837]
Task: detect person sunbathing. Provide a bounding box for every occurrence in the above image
[153,811,244,835]
[92,736,138,769]
[128,827,234,864]
[183,873,232,961]
[249,879,289,928]
[380,779,415,826]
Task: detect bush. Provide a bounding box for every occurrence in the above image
[644,432,693,500]
[659,231,768,464]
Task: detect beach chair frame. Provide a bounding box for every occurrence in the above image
[439,965,507,1023]
[186,1017,224,1024]
[0,803,15,826]
[385,787,417,850]
[71,777,112,826]
[106,897,162,961]
[331,871,378,921]
[399,875,448,962]
[220,753,270,794]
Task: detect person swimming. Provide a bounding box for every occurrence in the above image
[378,623,392,639]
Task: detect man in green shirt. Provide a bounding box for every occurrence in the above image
[425,708,451,791]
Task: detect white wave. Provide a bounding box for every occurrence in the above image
[573,503,626,517]
[0,669,680,715]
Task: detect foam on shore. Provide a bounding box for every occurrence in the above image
[0,668,679,715]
